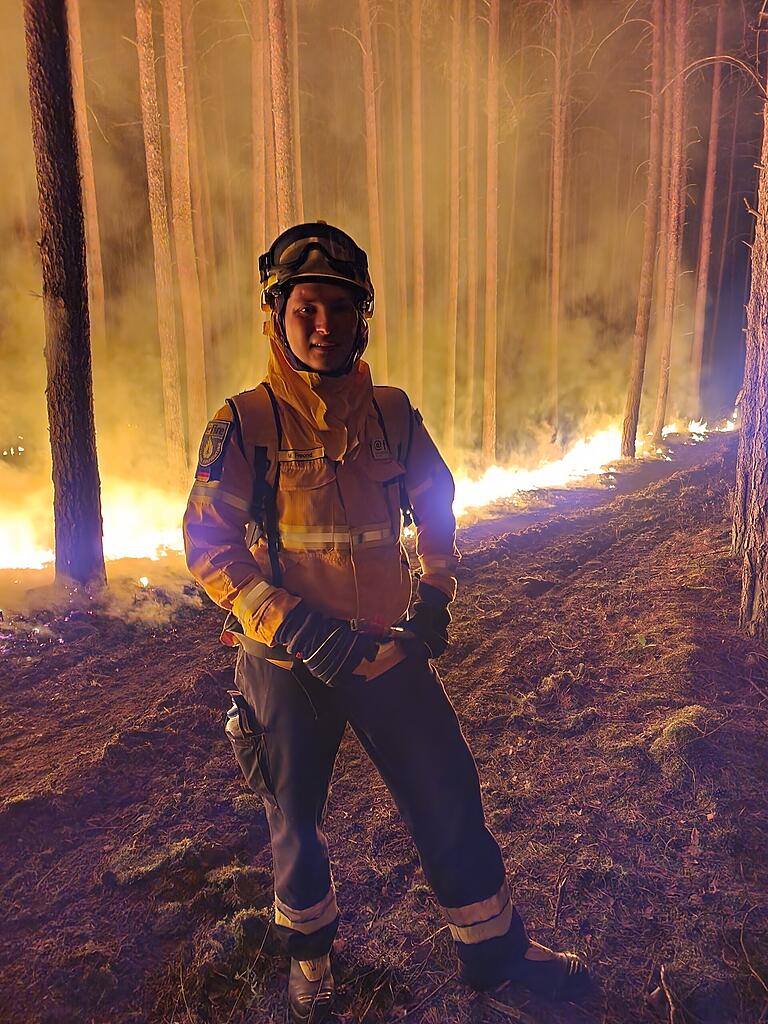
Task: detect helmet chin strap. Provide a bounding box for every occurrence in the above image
[274,303,368,378]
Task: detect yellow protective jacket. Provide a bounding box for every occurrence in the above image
[183,335,459,655]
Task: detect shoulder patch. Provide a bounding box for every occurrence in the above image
[370,437,391,460]
[196,419,232,481]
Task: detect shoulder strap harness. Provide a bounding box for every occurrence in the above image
[226,382,417,589]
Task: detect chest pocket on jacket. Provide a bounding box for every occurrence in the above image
[278,455,337,491]
[276,456,340,551]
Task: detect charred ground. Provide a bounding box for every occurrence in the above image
[1,432,767,1024]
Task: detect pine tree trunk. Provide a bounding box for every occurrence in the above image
[501,34,524,337]
[214,30,244,350]
[733,76,768,638]
[410,0,425,406]
[464,0,479,443]
[392,0,408,381]
[651,0,687,442]
[66,0,106,365]
[135,0,187,481]
[708,82,741,383]
[359,0,388,381]
[252,0,268,339]
[189,24,220,350]
[162,0,208,445]
[548,0,569,438]
[443,0,462,452]
[183,5,213,352]
[264,6,278,244]
[23,0,106,587]
[289,0,304,221]
[482,0,499,461]
[689,0,724,419]
[621,0,663,458]
[653,0,674,362]
[267,0,297,231]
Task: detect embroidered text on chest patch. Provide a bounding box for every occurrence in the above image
[278,446,325,463]
[370,438,391,460]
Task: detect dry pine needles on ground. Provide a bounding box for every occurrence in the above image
[1,434,767,1023]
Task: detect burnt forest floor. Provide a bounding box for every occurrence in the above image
[2,432,768,1024]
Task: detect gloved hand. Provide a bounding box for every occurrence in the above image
[406,581,452,658]
[274,602,378,686]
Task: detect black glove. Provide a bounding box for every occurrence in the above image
[406,581,452,659]
[274,602,377,686]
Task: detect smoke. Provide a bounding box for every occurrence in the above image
[0,0,757,577]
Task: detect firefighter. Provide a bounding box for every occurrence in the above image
[183,223,589,1023]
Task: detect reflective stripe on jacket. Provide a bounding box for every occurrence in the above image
[183,382,459,647]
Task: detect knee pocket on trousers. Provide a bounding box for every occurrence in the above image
[225,691,277,806]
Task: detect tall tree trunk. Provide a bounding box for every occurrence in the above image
[183,4,213,353]
[707,81,742,386]
[443,0,462,451]
[501,35,524,342]
[135,0,187,482]
[410,0,425,405]
[214,29,245,352]
[289,0,304,221]
[359,0,388,381]
[653,0,674,362]
[189,20,220,351]
[549,0,568,439]
[163,0,208,445]
[264,4,278,244]
[621,0,663,458]
[733,73,768,638]
[689,0,724,419]
[23,0,106,587]
[252,0,268,339]
[66,0,106,365]
[651,0,687,442]
[268,0,297,231]
[392,0,408,383]
[465,0,479,443]
[482,0,499,460]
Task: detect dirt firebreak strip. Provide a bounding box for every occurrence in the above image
[3,434,768,1024]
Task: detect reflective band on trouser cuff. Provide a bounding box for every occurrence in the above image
[443,882,514,945]
[280,523,395,551]
[232,578,278,620]
[189,480,251,513]
[274,887,339,935]
[420,556,458,572]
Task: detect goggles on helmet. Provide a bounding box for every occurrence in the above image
[259,222,375,316]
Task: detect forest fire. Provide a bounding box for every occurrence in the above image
[3,419,734,573]
[9,0,768,1021]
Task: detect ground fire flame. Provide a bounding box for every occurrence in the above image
[2,418,736,575]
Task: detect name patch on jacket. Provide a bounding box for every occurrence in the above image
[370,437,391,461]
[278,446,325,463]
[196,419,231,481]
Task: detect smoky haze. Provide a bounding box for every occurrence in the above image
[0,0,757,568]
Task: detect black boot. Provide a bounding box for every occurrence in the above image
[502,945,590,1000]
[287,955,335,1023]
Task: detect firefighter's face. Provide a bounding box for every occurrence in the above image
[284,282,360,372]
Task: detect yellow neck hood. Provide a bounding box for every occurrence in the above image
[264,322,374,461]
